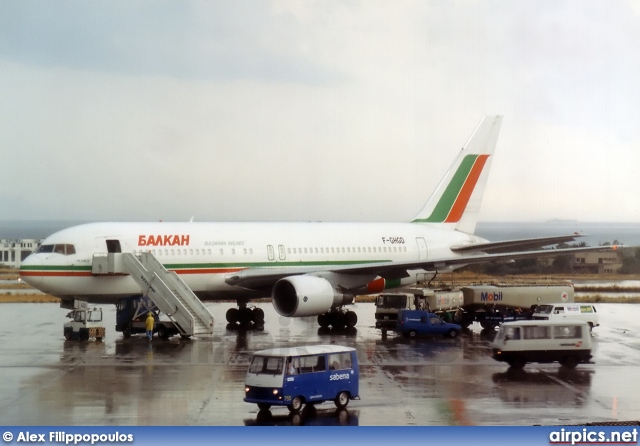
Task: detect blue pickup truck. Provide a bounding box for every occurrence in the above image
[396,310,462,338]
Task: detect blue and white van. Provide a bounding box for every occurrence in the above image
[244,345,359,412]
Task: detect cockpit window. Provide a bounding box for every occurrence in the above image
[36,244,76,255]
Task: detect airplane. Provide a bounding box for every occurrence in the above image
[19,115,615,331]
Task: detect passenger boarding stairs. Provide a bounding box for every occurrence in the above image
[92,252,214,336]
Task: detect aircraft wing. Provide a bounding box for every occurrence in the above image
[226,244,619,288]
[450,233,587,254]
[336,244,619,280]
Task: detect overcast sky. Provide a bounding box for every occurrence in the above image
[1,0,639,224]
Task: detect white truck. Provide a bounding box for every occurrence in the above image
[374,284,575,332]
[64,301,106,341]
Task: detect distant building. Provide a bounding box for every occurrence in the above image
[573,250,622,274]
[0,239,41,268]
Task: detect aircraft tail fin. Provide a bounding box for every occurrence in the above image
[411,115,503,234]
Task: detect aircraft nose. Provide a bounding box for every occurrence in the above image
[19,255,42,288]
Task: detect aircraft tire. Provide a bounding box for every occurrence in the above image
[238,308,253,326]
[252,308,265,324]
[331,312,346,330]
[226,308,239,324]
[317,313,330,328]
[345,311,357,327]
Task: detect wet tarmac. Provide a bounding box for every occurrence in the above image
[1,302,639,426]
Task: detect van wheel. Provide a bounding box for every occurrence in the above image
[407,330,418,338]
[288,396,303,413]
[447,329,458,339]
[257,403,271,410]
[509,356,526,369]
[335,391,349,409]
[561,355,578,369]
[123,325,132,338]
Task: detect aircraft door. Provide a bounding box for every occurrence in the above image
[106,240,122,253]
[415,237,427,260]
[278,245,286,261]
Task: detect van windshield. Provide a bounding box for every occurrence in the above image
[249,356,284,375]
[536,305,553,314]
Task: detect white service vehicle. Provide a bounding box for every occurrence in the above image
[491,320,592,369]
[531,303,599,331]
[64,301,105,341]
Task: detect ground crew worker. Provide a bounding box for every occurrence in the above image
[145,312,155,342]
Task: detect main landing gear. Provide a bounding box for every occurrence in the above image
[226,301,265,329]
[317,309,358,330]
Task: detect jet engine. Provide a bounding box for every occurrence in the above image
[272,275,335,317]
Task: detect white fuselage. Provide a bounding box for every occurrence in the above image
[20,221,484,304]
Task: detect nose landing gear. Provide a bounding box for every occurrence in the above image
[226,301,265,329]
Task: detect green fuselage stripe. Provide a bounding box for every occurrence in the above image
[20,259,392,273]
